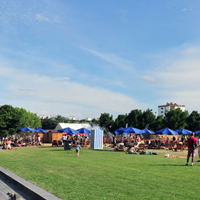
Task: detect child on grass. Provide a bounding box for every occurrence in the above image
[76,142,81,157]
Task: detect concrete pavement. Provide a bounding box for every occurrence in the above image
[0,177,26,200]
[0,166,62,200]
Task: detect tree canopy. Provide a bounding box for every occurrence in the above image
[0,105,41,137]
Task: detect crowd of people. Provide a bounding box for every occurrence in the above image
[1,132,200,166]
[110,134,189,152]
[0,135,42,150]
[109,133,200,166]
[61,134,89,148]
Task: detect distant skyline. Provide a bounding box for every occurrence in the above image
[0,0,200,119]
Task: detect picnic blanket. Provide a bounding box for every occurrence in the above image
[165,154,186,158]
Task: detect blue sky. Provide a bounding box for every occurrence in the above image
[0,0,200,119]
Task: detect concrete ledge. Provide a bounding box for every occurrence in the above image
[0,166,62,200]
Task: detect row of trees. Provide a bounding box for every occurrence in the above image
[40,108,200,133]
[1,104,200,137]
[99,108,200,133]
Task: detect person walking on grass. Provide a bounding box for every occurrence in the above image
[198,134,200,162]
[186,132,198,166]
[76,142,81,157]
[37,135,41,146]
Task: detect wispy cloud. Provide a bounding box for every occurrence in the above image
[35,14,60,23]
[35,14,50,22]
[140,76,156,83]
[18,88,38,92]
[81,46,134,71]
[181,8,192,12]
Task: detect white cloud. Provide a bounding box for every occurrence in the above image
[151,42,200,112]
[0,61,144,119]
[155,45,200,87]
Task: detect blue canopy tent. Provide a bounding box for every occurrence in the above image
[35,127,47,133]
[19,127,35,132]
[141,128,155,134]
[113,127,126,135]
[123,127,143,134]
[156,128,178,135]
[76,128,91,134]
[141,128,155,139]
[58,127,78,135]
[175,128,192,135]
[194,130,200,135]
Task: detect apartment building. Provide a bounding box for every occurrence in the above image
[158,102,185,117]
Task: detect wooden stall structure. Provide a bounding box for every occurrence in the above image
[44,130,64,146]
[42,130,53,143]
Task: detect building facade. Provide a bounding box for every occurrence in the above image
[158,102,185,117]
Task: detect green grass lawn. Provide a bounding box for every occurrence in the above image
[0,146,199,200]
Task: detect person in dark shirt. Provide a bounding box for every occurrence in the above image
[186,133,198,166]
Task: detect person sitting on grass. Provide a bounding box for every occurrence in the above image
[6,139,13,150]
[116,143,125,151]
[76,142,81,157]
[126,144,136,154]
[2,142,6,149]
[173,142,177,152]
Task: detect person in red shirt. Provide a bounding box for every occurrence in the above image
[186,132,198,166]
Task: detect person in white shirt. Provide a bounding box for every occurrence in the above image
[37,135,41,146]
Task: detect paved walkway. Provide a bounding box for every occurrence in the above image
[0,177,26,200]
[0,166,62,200]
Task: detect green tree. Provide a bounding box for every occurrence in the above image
[151,115,164,131]
[54,115,69,123]
[113,114,127,131]
[0,105,16,136]
[41,115,70,130]
[141,109,156,129]
[164,108,188,130]
[41,117,57,129]
[186,111,200,131]
[99,113,114,132]
[91,118,99,125]
[126,109,143,128]
[29,112,42,128]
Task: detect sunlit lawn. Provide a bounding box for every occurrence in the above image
[0,146,199,200]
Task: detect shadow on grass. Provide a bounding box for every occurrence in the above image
[91,148,126,152]
[38,146,56,148]
[49,149,75,151]
[90,149,112,152]
[149,164,189,167]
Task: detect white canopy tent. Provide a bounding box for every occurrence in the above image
[54,123,99,131]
